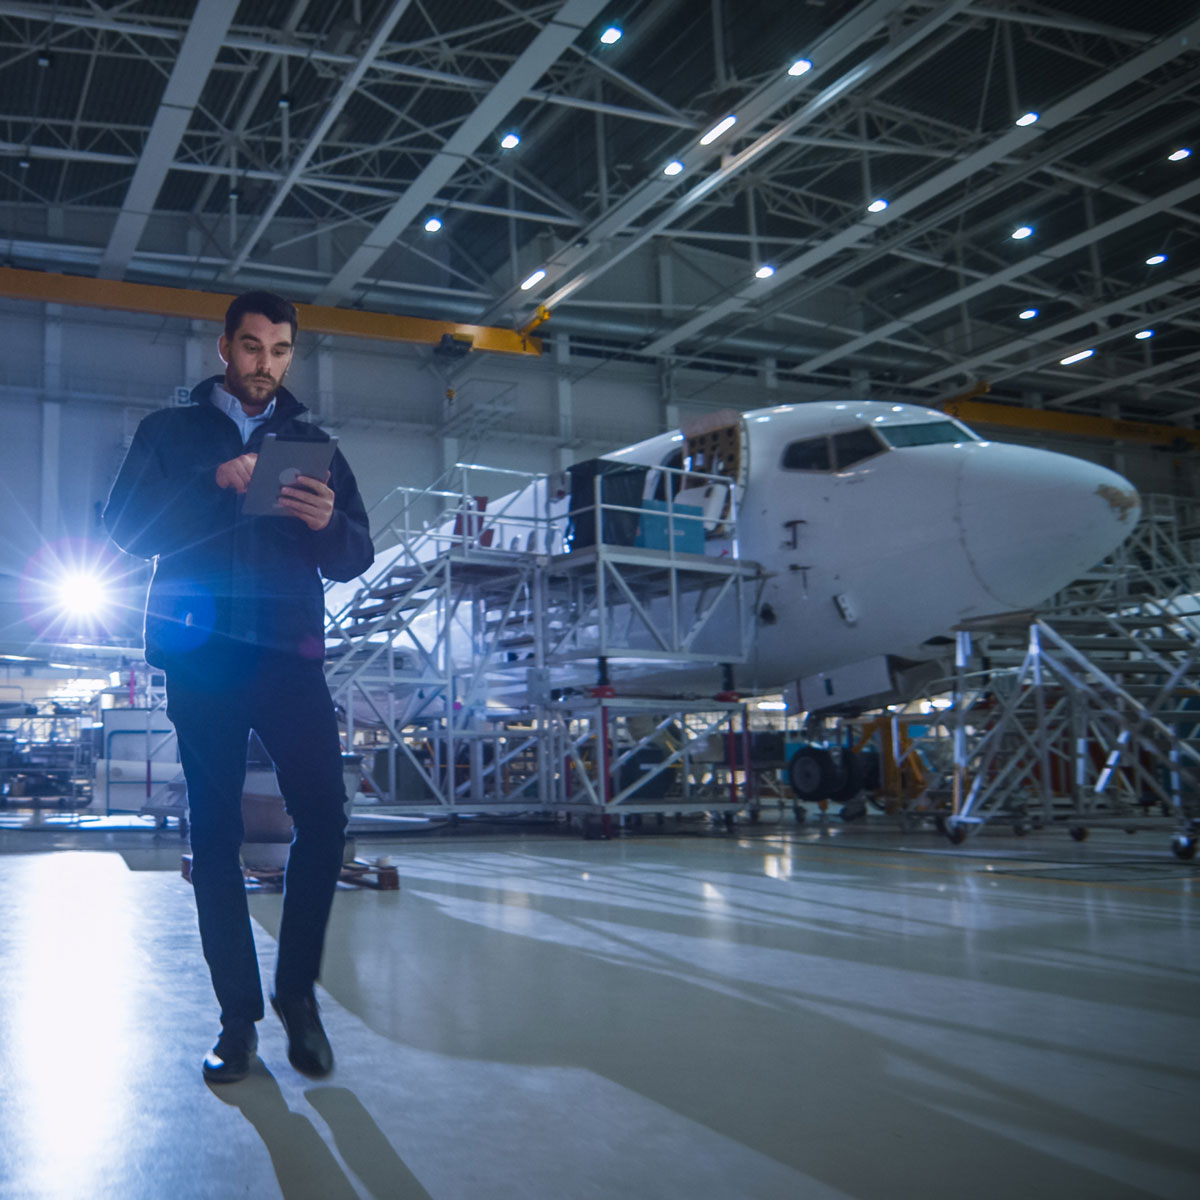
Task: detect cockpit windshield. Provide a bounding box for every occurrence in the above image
[781,427,886,472]
[877,421,976,447]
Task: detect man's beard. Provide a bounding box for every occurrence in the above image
[227,371,278,409]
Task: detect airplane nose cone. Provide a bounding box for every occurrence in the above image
[957,443,1140,609]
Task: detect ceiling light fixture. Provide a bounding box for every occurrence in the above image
[755,265,775,279]
[1018,308,1039,320]
[1011,225,1034,240]
[520,269,546,291]
[788,58,812,77]
[500,132,520,150]
[1146,253,1167,265]
[600,26,622,45]
[867,198,888,213]
[1135,329,1155,339]
[1015,112,1039,126]
[1060,349,1095,365]
[663,160,684,176]
[1168,148,1192,161]
[699,115,737,146]
[424,216,442,232]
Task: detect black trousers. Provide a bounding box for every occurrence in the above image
[165,645,348,1028]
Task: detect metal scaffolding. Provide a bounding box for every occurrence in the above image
[938,495,1200,857]
[324,461,762,823]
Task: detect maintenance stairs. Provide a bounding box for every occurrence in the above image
[322,462,762,821]
[944,495,1200,857]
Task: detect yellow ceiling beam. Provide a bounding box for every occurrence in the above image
[0,267,541,356]
[944,398,1200,451]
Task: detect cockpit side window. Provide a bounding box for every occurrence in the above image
[832,428,886,469]
[781,437,831,472]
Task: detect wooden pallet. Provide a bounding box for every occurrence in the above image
[180,855,400,891]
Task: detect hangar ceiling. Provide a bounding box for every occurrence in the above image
[2,0,1200,419]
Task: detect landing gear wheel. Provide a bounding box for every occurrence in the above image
[1172,834,1197,861]
[827,750,865,804]
[1069,825,1089,842]
[945,822,968,846]
[1012,822,1028,837]
[788,747,836,803]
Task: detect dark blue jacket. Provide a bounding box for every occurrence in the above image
[103,376,374,666]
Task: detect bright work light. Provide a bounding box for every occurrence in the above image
[55,572,111,618]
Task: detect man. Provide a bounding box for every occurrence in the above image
[104,291,374,1083]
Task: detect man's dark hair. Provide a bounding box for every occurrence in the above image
[224,291,299,342]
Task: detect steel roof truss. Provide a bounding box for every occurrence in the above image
[97,0,238,280]
[649,12,1200,361]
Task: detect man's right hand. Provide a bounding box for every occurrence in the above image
[215,452,258,494]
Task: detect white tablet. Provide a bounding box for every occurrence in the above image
[242,433,338,517]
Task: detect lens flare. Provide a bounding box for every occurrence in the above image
[19,539,130,641]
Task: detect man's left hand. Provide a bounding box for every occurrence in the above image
[279,473,334,531]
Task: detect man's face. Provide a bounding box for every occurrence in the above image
[218,311,295,413]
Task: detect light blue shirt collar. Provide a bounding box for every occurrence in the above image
[212,381,276,445]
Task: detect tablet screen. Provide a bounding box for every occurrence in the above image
[242,434,338,517]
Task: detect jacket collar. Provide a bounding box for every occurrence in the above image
[189,374,306,420]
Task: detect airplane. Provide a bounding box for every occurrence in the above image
[324,398,1141,724]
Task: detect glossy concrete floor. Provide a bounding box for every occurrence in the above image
[0,816,1196,1200]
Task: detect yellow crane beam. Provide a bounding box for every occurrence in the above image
[944,397,1200,451]
[0,267,541,357]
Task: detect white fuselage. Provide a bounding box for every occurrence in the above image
[329,401,1141,702]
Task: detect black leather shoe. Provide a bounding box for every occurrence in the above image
[271,992,334,1077]
[202,1027,257,1084]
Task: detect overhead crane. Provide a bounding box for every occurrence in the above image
[0,267,542,357]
